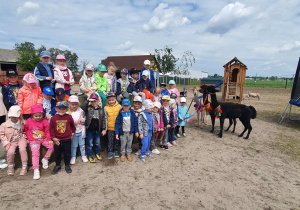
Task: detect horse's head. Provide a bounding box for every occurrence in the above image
[191,86,199,96]
[207,85,218,94]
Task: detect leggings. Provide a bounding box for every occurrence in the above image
[176,126,185,134]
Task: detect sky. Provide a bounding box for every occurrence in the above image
[1,0,300,78]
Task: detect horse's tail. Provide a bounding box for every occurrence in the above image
[248,106,257,119]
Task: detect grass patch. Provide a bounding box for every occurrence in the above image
[273,134,300,160]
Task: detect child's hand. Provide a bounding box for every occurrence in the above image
[166,125,171,128]
[48,141,53,145]
[53,138,60,145]
[135,132,139,138]
[85,89,90,94]
[140,134,144,139]
[46,114,51,120]
[101,130,107,136]
[5,144,10,151]
[51,79,56,83]
[116,135,119,140]
[46,77,52,80]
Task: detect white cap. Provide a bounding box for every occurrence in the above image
[133,96,142,103]
[180,97,186,103]
[144,60,151,65]
[153,102,161,109]
[144,99,154,109]
[142,70,149,76]
[8,105,21,117]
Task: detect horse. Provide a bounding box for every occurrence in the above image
[191,86,201,127]
[207,85,257,139]
[248,91,260,100]
[191,85,210,128]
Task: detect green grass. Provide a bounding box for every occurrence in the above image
[273,134,300,160]
[244,80,293,88]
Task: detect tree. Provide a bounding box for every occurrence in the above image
[151,46,177,75]
[175,50,195,76]
[14,42,40,71]
[48,48,79,72]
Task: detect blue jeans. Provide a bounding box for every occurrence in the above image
[141,131,152,155]
[71,132,86,158]
[85,130,101,157]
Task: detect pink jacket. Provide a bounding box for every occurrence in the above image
[0,120,26,148]
[154,112,164,129]
[53,67,75,90]
[168,88,180,102]
[18,85,43,114]
[25,118,51,142]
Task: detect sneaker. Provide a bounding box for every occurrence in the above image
[20,166,27,176]
[33,169,40,180]
[176,133,181,138]
[88,156,96,163]
[70,157,76,165]
[0,159,6,164]
[140,155,145,163]
[114,151,119,158]
[167,142,173,147]
[7,166,14,175]
[0,163,8,169]
[159,145,164,149]
[135,149,141,155]
[171,141,177,146]
[164,145,169,150]
[96,154,102,160]
[152,149,160,155]
[51,166,61,175]
[182,133,187,137]
[82,156,88,163]
[65,165,72,173]
[127,155,133,162]
[41,158,49,169]
[120,155,126,162]
[146,153,152,158]
[108,152,113,159]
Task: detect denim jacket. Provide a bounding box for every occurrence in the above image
[138,111,157,136]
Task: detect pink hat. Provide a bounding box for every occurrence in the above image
[23,73,38,84]
[31,105,44,114]
[68,95,79,103]
[56,54,66,60]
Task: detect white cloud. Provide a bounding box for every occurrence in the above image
[206,2,254,35]
[17,2,39,14]
[279,41,300,52]
[117,41,134,51]
[21,15,38,25]
[59,44,71,51]
[0,30,8,35]
[143,3,190,31]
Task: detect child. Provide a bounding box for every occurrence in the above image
[168,99,177,146]
[104,92,121,159]
[48,88,69,117]
[168,80,180,103]
[80,93,106,163]
[50,102,75,174]
[104,62,117,93]
[115,99,138,162]
[18,73,43,120]
[176,97,189,137]
[127,68,145,105]
[160,82,169,96]
[0,106,28,176]
[116,68,130,103]
[94,64,109,107]
[34,50,55,91]
[25,105,54,180]
[160,95,174,150]
[153,87,161,102]
[68,95,88,164]
[151,102,164,155]
[2,69,23,111]
[140,59,155,87]
[139,70,154,100]
[42,87,56,120]
[138,100,157,162]
[53,54,74,96]
[0,92,7,125]
[132,96,144,156]
[79,64,97,96]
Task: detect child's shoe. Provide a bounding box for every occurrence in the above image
[114,151,119,158]
[135,149,141,155]
[33,169,40,180]
[0,163,8,169]
[120,155,126,162]
[88,156,96,163]
[140,155,145,163]
[65,165,72,174]
[41,158,49,169]
[166,142,173,147]
[171,141,177,146]
[20,166,27,176]
[108,152,113,159]
[51,165,61,174]
[82,156,88,163]
[96,154,102,160]
[159,145,164,149]
[176,133,181,138]
[152,149,160,154]
[146,153,152,158]
[182,133,187,137]
[7,166,14,175]
[70,157,76,165]
[164,145,169,150]
[127,155,133,162]
[0,159,6,164]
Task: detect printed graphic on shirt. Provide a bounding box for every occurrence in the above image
[32,127,45,140]
[56,120,67,134]
[62,71,68,77]
[12,87,19,100]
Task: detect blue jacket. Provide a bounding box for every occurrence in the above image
[139,68,155,87]
[177,105,189,126]
[127,78,141,93]
[139,78,154,93]
[1,81,23,111]
[115,109,138,135]
[161,106,174,128]
[34,62,54,90]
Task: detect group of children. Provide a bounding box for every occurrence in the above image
[0,51,190,180]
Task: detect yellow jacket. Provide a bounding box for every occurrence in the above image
[104,101,121,131]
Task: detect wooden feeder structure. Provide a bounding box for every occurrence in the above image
[222,57,247,103]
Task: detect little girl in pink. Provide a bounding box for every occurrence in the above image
[168,80,180,103]
[25,105,54,180]
[153,87,161,102]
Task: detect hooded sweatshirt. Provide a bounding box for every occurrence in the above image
[79,71,98,94]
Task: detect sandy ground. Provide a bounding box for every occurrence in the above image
[0,86,299,210]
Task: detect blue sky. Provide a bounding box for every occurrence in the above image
[1,0,300,77]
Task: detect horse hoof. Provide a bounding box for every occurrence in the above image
[243,137,249,140]
[238,135,243,137]
[210,130,213,133]
[231,131,235,133]
[225,129,229,132]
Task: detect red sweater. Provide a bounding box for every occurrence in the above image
[49,114,75,140]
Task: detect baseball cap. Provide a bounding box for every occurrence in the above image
[23,73,38,84]
[85,64,94,71]
[142,70,149,76]
[121,68,128,74]
[153,102,161,109]
[56,101,69,108]
[40,51,51,58]
[160,83,166,87]
[8,105,21,118]
[162,95,170,101]
[55,88,66,100]
[133,96,142,103]
[122,98,131,106]
[68,95,79,103]
[56,54,66,60]
[6,69,18,77]
[43,86,54,96]
[89,93,99,101]
[144,60,151,65]
[170,93,177,99]
[169,80,176,85]
[130,68,138,75]
[98,64,107,72]
[106,92,116,98]
[180,97,187,103]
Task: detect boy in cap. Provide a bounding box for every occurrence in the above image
[48,88,69,117]
[139,70,154,100]
[42,86,56,120]
[80,93,106,163]
[160,83,169,97]
[34,50,55,91]
[131,96,144,155]
[127,68,146,105]
[139,59,155,87]
[94,64,109,107]
[116,68,130,103]
[2,69,23,111]
[50,102,76,174]
[115,99,138,162]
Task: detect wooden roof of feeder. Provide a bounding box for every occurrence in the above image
[223,57,247,69]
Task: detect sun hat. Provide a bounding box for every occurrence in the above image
[169,80,176,85]
[89,93,99,101]
[68,95,79,103]
[97,64,107,72]
[170,93,177,99]
[56,88,66,100]
[144,99,154,109]
[169,99,176,105]
[85,64,94,71]
[130,68,138,75]
[40,51,51,58]
[43,86,54,96]
[153,102,161,109]
[31,105,44,114]
[133,96,142,103]
[56,54,66,60]
[121,68,128,74]
[142,70,149,76]
[180,97,186,103]
[162,95,170,101]
[56,101,69,108]
[106,92,116,98]
[144,60,151,65]
[8,105,21,118]
[23,73,38,84]
[122,98,131,106]
[6,69,18,77]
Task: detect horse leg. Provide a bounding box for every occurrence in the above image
[210,114,215,133]
[238,119,247,137]
[244,120,252,139]
[232,118,237,133]
[225,118,233,132]
[218,117,224,138]
[200,111,204,128]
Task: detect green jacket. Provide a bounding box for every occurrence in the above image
[94,73,110,92]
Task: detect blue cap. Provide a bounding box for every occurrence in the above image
[40,50,51,58]
[169,80,176,85]
[43,86,54,96]
[56,101,69,108]
[121,68,128,74]
[106,92,116,98]
[98,64,107,72]
[122,99,131,106]
[89,93,99,101]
